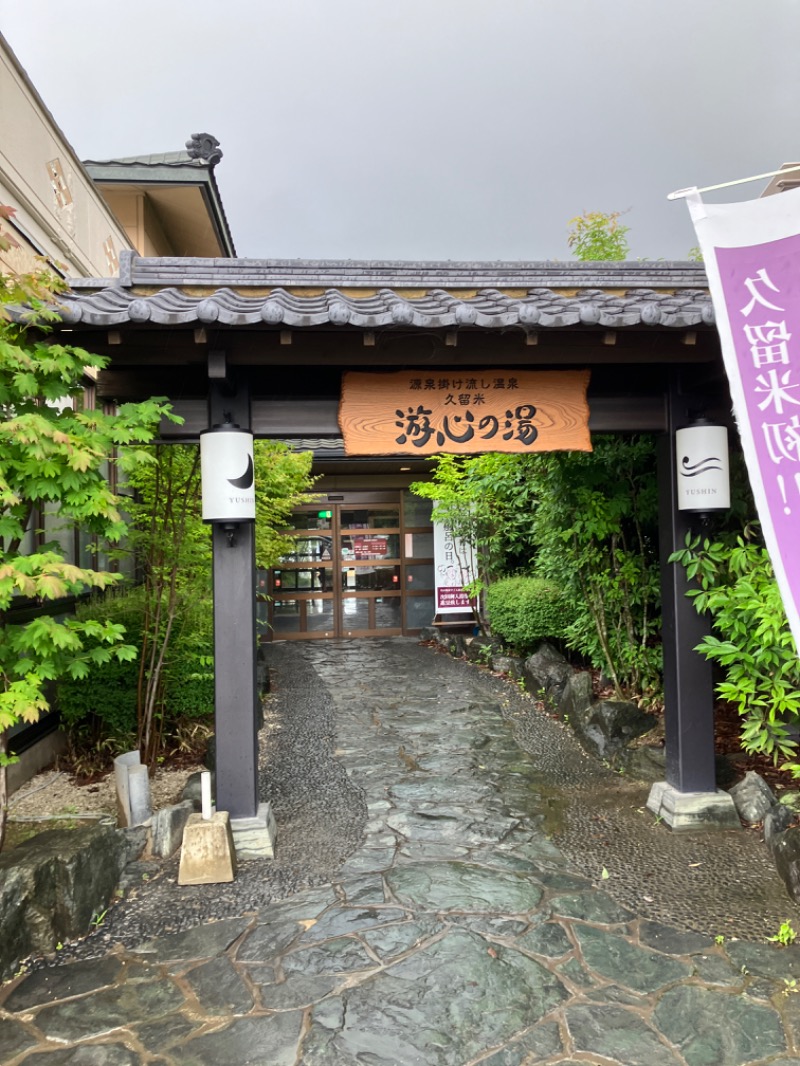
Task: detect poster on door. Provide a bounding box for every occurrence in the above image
[433,519,476,613]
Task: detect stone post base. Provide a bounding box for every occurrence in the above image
[647,782,741,832]
[231,802,277,860]
[178,811,237,885]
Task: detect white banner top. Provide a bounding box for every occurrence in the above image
[685,185,800,651]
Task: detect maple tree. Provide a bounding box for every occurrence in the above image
[0,207,172,847]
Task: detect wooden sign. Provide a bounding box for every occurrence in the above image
[339,369,592,456]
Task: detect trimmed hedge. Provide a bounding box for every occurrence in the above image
[486,576,572,655]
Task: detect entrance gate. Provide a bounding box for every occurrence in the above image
[266,491,435,639]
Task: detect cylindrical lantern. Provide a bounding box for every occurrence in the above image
[200,424,256,523]
[675,422,730,512]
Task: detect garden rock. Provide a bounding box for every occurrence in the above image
[465,635,504,665]
[522,643,573,705]
[570,699,658,765]
[491,654,524,680]
[769,827,800,904]
[730,771,776,824]
[0,824,128,980]
[764,803,795,844]
[121,825,149,865]
[149,800,195,858]
[619,743,667,782]
[445,633,468,658]
[556,669,593,722]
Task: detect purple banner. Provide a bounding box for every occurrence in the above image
[714,234,800,644]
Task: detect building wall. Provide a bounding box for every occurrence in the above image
[99,188,174,257]
[0,35,132,277]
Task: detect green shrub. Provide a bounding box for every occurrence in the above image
[56,588,215,752]
[671,529,800,773]
[161,597,214,720]
[56,589,145,745]
[519,437,662,698]
[486,576,572,654]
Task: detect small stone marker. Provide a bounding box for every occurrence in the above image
[178,811,237,885]
[113,750,151,827]
[128,765,152,826]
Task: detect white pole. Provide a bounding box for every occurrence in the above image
[668,163,800,201]
[201,770,213,820]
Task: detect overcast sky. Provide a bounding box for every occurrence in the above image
[3,0,799,262]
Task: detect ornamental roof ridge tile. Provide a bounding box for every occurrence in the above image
[57,280,715,329]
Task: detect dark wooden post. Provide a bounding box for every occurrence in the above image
[209,375,259,820]
[657,371,717,793]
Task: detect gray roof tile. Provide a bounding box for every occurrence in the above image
[57,255,714,330]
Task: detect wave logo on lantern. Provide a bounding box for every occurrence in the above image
[680,455,723,478]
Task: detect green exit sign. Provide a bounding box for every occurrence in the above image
[318,510,332,519]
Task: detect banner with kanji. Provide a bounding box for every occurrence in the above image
[687,186,800,651]
[433,519,476,614]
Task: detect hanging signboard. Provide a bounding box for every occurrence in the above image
[433,519,477,614]
[339,369,591,456]
[686,186,800,650]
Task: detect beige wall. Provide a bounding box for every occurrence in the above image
[100,187,173,257]
[0,36,133,277]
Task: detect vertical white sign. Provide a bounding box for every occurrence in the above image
[433,518,476,614]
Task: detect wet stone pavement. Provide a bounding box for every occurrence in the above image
[4,639,800,1065]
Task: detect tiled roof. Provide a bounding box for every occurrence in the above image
[59,255,714,329]
[72,254,710,291]
[83,150,201,168]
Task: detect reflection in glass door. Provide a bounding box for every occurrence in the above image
[266,492,434,640]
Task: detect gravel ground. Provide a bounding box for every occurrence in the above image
[34,642,367,963]
[8,766,198,822]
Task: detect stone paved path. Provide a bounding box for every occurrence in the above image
[3,638,800,1065]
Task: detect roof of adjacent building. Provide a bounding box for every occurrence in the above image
[83,138,236,258]
[60,253,714,330]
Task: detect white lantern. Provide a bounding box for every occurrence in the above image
[675,423,730,512]
[200,424,256,523]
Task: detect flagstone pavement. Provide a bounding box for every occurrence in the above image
[3,638,800,1065]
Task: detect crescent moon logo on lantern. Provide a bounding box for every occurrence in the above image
[228,454,254,489]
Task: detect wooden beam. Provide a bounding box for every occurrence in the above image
[156,392,671,441]
[682,331,697,345]
[280,331,293,345]
[194,328,207,344]
[603,331,617,345]
[363,331,376,346]
[108,331,122,345]
[207,350,228,381]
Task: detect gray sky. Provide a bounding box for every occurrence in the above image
[2,0,799,262]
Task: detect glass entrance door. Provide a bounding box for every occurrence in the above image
[269,494,407,635]
[338,502,401,637]
[266,491,434,640]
